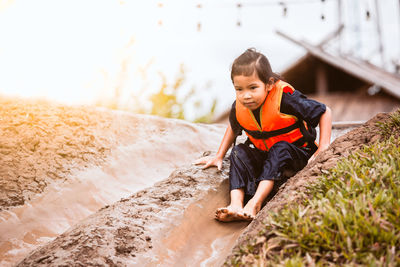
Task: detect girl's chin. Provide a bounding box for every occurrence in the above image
[244,103,260,110]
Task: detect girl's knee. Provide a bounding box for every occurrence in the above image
[230,144,253,170]
[230,144,248,159]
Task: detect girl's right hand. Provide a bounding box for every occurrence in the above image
[193,156,223,171]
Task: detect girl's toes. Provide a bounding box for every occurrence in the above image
[242,212,254,221]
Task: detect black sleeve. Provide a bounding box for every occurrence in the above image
[229,101,243,136]
[281,90,326,128]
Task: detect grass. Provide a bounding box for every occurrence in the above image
[226,110,400,267]
[377,109,400,138]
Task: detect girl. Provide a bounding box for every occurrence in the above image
[195,48,332,222]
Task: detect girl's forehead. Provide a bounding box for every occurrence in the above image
[233,73,262,85]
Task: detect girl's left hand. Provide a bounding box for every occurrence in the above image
[193,156,223,170]
[308,144,329,164]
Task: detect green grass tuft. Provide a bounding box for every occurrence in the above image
[377,109,400,139]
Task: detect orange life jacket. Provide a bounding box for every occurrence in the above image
[236,80,313,151]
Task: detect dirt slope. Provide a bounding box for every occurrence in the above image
[0,96,226,266]
[0,96,225,211]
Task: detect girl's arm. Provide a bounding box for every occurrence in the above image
[309,106,332,163]
[194,124,236,170]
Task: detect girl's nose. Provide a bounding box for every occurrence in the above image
[244,92,252,99]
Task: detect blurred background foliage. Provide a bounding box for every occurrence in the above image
[95,57,218,123]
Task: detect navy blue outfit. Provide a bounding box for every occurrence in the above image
[229,89,326,197]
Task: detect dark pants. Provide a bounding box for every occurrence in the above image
[229,141,314,197]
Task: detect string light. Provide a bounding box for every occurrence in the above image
[366,10,371,20]
[156,0,336,31]
[279,1,288,17]
[236,3,242,27]
[157,2,163,27]
[196,2,203,32]
[364,0,371,20]
[320,0,325,21]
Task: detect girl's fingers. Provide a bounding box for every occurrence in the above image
[217,161,222,171]
[193,157,209,165]
[194,157,222,170]
[202,161,212,169]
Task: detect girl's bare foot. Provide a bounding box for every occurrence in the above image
[215,206,243,222]
[242,198,261,221]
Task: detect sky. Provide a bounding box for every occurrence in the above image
[0,0,399,119]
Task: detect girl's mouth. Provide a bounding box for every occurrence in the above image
[244,102,256,106]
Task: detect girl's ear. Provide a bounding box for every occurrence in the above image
[266,77,275,91]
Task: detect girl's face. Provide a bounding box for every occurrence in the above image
[233,72,274,110]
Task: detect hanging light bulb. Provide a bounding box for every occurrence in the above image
[364,0,371,21]
[236,3,242,27]
[157,2,163,27]
[366,10,371,20]
[279,2,287,17]
[196,2,203,32]
[320,0,326,21]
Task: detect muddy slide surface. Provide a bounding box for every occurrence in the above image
[0,96,225,266]
[16,158,250,266]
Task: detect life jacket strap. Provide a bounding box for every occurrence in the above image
[242,121,301,139]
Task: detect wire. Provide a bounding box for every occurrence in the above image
[225,0,335,7]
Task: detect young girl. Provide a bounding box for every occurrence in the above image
[195,48,332,222]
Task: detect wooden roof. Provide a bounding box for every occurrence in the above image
[277,30,400,99]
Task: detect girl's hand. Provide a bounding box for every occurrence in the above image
[193,156,223,171]
[310,106,332,164]
[308,144,329,164]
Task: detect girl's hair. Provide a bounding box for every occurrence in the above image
[230,48,282,84]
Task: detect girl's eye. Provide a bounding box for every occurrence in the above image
[250,86,257,90]
[235,88,242,91]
